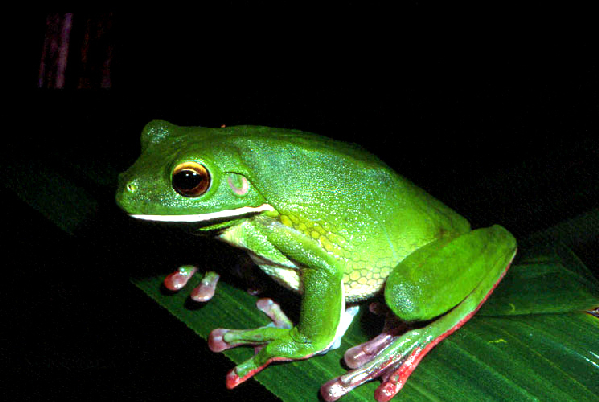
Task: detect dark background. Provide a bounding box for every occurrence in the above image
[6,11,598,402]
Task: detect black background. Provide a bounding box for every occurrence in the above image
[6,10,598,402]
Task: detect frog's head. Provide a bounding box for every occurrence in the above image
[116,120,273,229]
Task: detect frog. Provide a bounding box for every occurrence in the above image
[116,120,517,401]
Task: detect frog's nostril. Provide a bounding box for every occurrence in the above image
[126,181,138,193]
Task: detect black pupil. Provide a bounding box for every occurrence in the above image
[174,169,203,190]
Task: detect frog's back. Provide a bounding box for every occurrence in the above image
[224,125,385,167]
[223,126,470,301]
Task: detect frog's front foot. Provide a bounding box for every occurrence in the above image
[209,298,293,353]
[164,266,220,302]
[211,300,361,389]
[210,326,313,389]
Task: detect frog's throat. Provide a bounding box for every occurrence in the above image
[130,204,275,223]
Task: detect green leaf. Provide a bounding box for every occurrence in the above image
[402,313,599,402]
[478,242,599,316]
[132,236,599,402]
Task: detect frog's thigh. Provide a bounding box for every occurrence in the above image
[385,225,516,321]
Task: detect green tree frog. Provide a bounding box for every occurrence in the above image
[116,121,517,401]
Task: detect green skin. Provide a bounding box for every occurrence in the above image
[116,121,516,401]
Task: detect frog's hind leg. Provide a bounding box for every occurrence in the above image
[376,257,513,401]
[322,225,517,402]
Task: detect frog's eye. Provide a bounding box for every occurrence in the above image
[172,162,211,197]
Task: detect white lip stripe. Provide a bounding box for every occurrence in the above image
[130,204,275,223]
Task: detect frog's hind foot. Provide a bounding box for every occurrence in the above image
[320,318,417,402]
[344,306,408,369]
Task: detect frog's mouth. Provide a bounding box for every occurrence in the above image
[129,203,275,223]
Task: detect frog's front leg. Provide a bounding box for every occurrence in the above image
[323,225,517,402]
[212,266,346,388]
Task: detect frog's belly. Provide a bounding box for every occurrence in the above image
[250,254,384,302]
[343,278,385,302]
[342,265,391,302]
